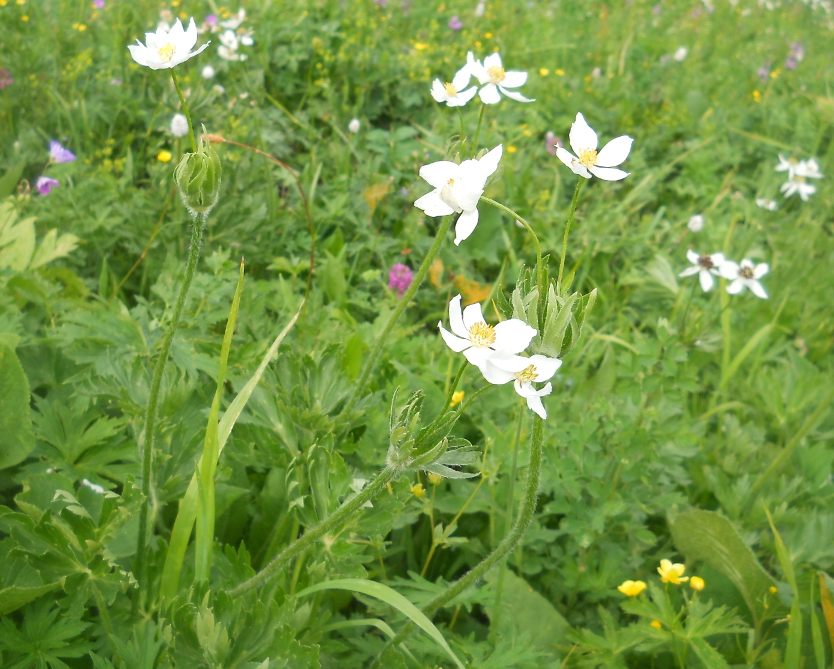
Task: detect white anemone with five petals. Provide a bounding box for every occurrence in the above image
[431,64,478,107]
[467,52,534,104]
[439,295,537,368]
[481,353,562,419]
[555,113,633,181]
[414,145,502,245]
[678,250,725,292]
[720,259,769,299]
[128,18,210,70]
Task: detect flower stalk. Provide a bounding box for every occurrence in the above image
[170,70,197,153]
[557,178,585,290]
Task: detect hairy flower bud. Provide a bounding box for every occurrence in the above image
[174,133,222,218]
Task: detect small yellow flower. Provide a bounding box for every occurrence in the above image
[21,14,28,20]
[690,576,705,592]
[72,23,88,31]
[507,146,517,153]
[769,586,778,594]
[658,559,689,585]
[484,32,493,38]
[617,580,647,597]
[539,68,550,76]
[157,150,173,163]
[414,42,429,51]
[16,0,25,5]
[555,68,565,76]
[770,69,781,79]
[410,483,425,498]
[650,620,662,630]
[753,90,761,103]
[428,473,443,486]
[450,390,465,407]
[0,1,8,6]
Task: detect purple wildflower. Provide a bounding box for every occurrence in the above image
[388,263,414,297]
[545,131,561,156]
[374,0,388,6]
[757,62,770,82]
[205,14,217,24]
[0,69,12,90]
[448,15,463,30]
[785,57,798,70]
[49,141,76,164]
[93,0,105,8]
[786,41,804,70]
[37,177,60,195]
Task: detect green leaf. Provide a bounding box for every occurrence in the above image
[0,342,35,469]
[670,510,776,628]
[0,583,62,616]
[297,578,466,669]
[689,638,732,669]
[765,508,802,669]
[0,164,24,198]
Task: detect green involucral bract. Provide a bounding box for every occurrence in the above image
[174,134,223,218]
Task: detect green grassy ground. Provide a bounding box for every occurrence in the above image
[1,0,833,667]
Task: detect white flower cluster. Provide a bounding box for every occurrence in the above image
[217,10,254,61]
[679,251,769,299]
[776,155,823,201]
[439,295,560,419]
[431,51,533,107]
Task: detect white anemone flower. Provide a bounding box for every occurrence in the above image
[414,145,502,245]
[678,250,725,292]
[687,214,704,232]
[481,353,561,419]
[780,176,816,201]
[431,64,478,107]
[467,52,534,104]
[219,30,247,61]
[439,295,537,367]
[170,113,189,137]
[220,8,246,29]
[775,154,799,179]
[555,113,633,181]
[720,259,769,299]
[128,18,210,70]
[756,198,778,211]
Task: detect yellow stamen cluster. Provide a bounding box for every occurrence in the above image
[739,266,754,279]
[578,148,598,168]
[468,322,496,347]
[487,65,505,83]
[515,364,539,384]
[444,82,458,96]
[158,42,176,62]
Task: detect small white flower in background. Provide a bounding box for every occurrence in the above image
[720,259,769,298]
[128,18,210,70]
[220,8,246,30]
[202,65,215,79]
[780,164,822,200]
[213,84,226,95]
[797,158,823,179]
[678,250,725,292]
[687,214,704,232]
[481,353,562,419]
[439,295,537,367]
[82,478,106,494]
[219,30,248,61]
[556,113,633,181]
[170,113,189,137]
[775,154,799,179]
[673,46,688,62]
[431,64,478,107]
[240,33,255,47]
[474,1,486,17]
[467,52,534,104]
[756,197,778,211]
[414,145,503,245]
[348,118,361,133]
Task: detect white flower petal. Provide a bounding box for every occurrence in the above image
[414,190,456,217]
[183,18,199,51]
[595,135,633,167]
[476,144,503,178]
[479,83,501,104]
[571,161,592,178]
[439,324,471,352]
[720,261,739,280]
[493,319,537,354]
[451,65,472,90]
[527,354,562,381]
[686,249,700,265]
[499,87,535,103]
[555,147,576,170]
[454,208,480,245]
[461,302,486,331]
[525,394,547,419]
[699,269,714,292]
[489,354,535,374]
[726,278,745,295]
[480,360,516,385]
[748,280,768,299]
[569,113,598,153]
[500,70,527,88]
[463,346,493,367]
[455,86,479,105]
[467,51,486,82]
[588,166,630,181]
[679,266,700,278]
[420,161,458,189]
[710,253,726,267]
[753,263,769,279]
[431,79,448,103]
[483,52,503,71]
[448,294,467,338]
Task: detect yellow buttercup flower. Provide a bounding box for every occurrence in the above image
[690,576,705,591]
[650,620,662,629]
[617,580,647,597]
[157,150,173,163]
[769,586,778,594]
[428,473,443,486]
[410,483,425,498]
[657,559,689,584]
[450,390,465,407]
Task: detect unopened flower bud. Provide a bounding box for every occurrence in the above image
[174,132,222,218]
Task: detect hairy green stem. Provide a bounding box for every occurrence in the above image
[375,416,545,661]
[170,70,197,153]
[133,218,204,614]
[456,108,467,155]
[342,214,456,418]
[471,104,486,158]
[229,467,399,597]
[557,179,585,290]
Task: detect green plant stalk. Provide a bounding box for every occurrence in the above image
[134,218,205,614]
[749,385,834,498]
[480,197,545,328]
[194,260,245,582]
[557,179,585,291]
[342,214,456,418]
[376,415,545,660]
[456,108,467,155]
[170,70,197,153]
[229,466,399,597]
[489,404,525,644]
[470,104,486,158]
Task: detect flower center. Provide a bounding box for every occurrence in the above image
[698,254,714,270]
[578,148,598,168]
[439,179,463,211]
[468,321,496,347]
[444,82,458,96]
[157,42,177,62]
[740,266,754,279]
[487,65,505,83]
[795,176,807,183]
[514,364,538,383]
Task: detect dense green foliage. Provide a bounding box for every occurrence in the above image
[1,0,834,667]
